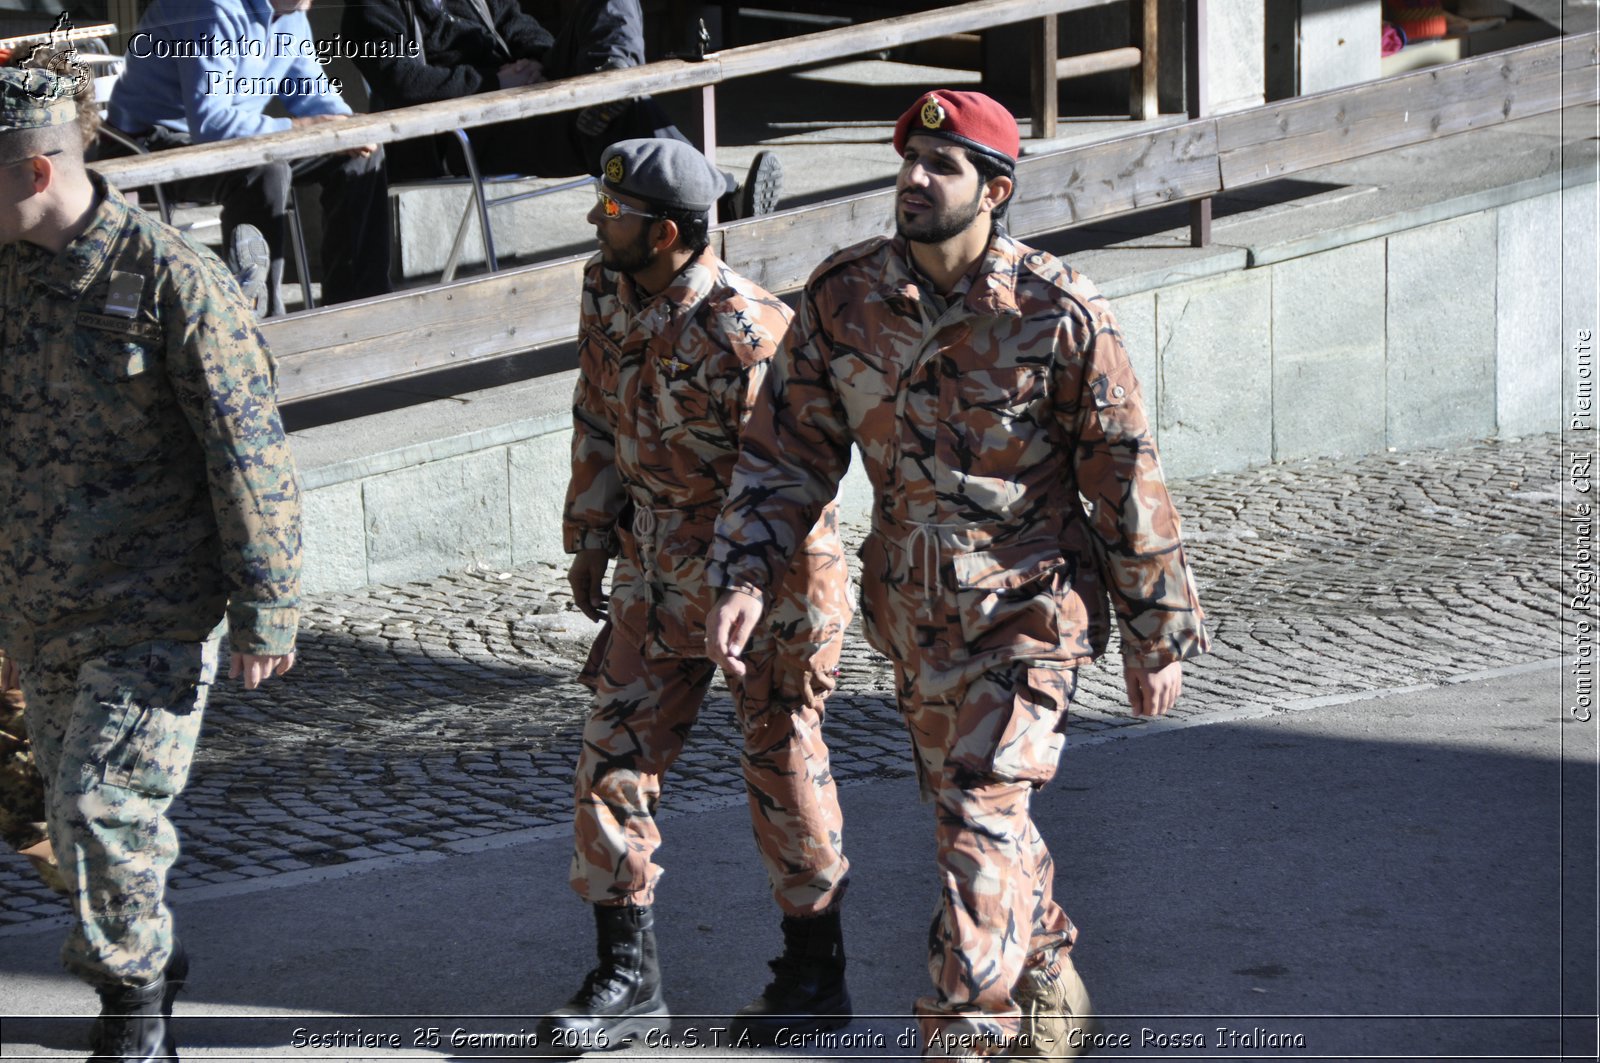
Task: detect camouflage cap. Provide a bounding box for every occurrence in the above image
[0,66,77,133]
[600,138,723,213]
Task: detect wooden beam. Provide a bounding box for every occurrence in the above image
[266,256,589,402]
[1059,46,1143,81]
[1005,119,1221,234]
[1132,0,1159,120]
[1187,0,1210,247]
[1217,32,1600,188]
[1033,15,1060,139]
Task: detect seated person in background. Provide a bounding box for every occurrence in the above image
[104,0,392,316]
[341,0,781,218]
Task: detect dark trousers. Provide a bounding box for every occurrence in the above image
[105,126,393,314]
[387,0,696,183]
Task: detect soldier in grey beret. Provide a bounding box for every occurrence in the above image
[598,138,729,213]
[1,63,302,1063]
[541,136,854,1048]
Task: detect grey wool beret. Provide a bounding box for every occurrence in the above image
[600,138,723,213]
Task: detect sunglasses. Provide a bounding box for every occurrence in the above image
[594,181,662,222]
[0,149,63,168]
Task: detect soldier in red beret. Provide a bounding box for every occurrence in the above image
[708,90,1210,1060]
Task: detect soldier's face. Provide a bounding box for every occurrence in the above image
[587,191,660,275]
[895,136,984,244]
[0,153,46,246]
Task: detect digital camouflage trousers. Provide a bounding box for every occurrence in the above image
[898,660,1081,1058]
[569,622,849,916]
[23,638,218,987]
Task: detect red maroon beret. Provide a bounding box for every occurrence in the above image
[892,90,1020,166]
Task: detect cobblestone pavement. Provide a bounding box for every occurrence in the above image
[0,435,1566,924]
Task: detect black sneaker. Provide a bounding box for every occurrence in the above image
[720,151,783,221]
[226,223,270,318]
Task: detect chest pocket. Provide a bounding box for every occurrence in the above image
[64,329,168,467]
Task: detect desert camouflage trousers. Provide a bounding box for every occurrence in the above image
[0,651,48,854]
[21,638,218,987]
[568,621,849,916]
[898,659,1080,1059]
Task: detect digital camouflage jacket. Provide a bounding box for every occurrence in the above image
[710,232,1208,694]
[564,249,850,673]
[0,178,302,667]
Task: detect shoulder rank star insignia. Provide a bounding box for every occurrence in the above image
[921,97,946,129]
[604,156,626,183]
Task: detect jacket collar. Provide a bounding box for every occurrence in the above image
[18,173,127,300]
[876,231,1024,318]
[617,246,722,347]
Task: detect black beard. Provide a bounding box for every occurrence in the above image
[895,188,983,244]
[602,225,657,275]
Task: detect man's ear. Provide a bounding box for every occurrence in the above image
[652,216,680,253]
[27,154,54,196]
[981,174,1014,215]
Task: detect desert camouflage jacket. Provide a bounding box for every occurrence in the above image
[564,249,850,665]
[0,177,302,667]
[710,232,1208,693]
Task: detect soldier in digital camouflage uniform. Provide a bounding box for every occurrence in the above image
[539,138,853,1050]
[0,44,107,903]
[0,66,302,1062]
[707,91,1209,1061]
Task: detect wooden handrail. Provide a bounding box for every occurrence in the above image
[261,32,1599,405]
[91,0,1122,188]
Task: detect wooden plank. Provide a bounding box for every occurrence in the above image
[1008,120,1221,233]
[714,0,1114,80]
[94,60,721,187]
[266,256,588,402]
[1217,32,1600,188]
[720,191,896,296]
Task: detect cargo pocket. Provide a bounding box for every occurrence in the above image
[857,535,914,662]
[78,641,215,797]
[951,540,1070,660]
[948,665,1078,786]
[646,522,715,657]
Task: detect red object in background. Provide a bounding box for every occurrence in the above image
[1385,1,1448,42]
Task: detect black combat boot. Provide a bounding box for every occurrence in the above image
[537,904,669,1051]
[729,904,851,1044]
[88,942,188,1062]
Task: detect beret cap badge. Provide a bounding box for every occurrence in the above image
[604,155,626,183]
[920,97,946,130]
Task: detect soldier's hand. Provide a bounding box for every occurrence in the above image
[707,590,763,679]
[230,652,296,691]
[568,549,611,622]
[1124,660,1182,717]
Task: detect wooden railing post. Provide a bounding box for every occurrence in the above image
[1187,0,1211,247]
[1032,14,1060,140]
[1132,0,1159,120]
[701,84,720,222]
